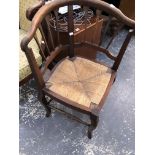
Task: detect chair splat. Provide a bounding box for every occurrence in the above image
[68,5,74,58]
[54,9,60,45]
[39,25,51,55]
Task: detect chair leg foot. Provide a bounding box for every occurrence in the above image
[87,126,93,139]
[41,95,51,117]
[87,114,99,139]
[45,107,51,117]
[113,77,116,84]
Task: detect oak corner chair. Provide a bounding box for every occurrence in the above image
[21,0,135,139]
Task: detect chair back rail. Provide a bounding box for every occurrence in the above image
[21,0,135,91]
[21,0,134,49]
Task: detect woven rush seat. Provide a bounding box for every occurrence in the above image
[45,57,112,108]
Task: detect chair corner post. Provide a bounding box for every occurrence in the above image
[88,102,99,139]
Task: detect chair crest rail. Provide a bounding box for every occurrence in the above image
[20,0,135,52]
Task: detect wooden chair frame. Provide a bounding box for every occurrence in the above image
[21,0,135,138]
[19,0,45,86]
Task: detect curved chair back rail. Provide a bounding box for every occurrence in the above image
[20,0,135,90]
[21,0,134,50]
[26,0,45,21]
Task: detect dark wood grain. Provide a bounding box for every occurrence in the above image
[68,5,74,57]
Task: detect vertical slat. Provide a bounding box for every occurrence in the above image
[112,29,134,71]
[54,9,60,45]
[68,5,74,57]
[83,6,89,28]
[39,25,51,55]
[83,6,89,43]
[34,33,46,60]
[106,23,124,49]
[45,15,55,50]
[90,9,101,44]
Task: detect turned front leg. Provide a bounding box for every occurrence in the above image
[39,93,51,117]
